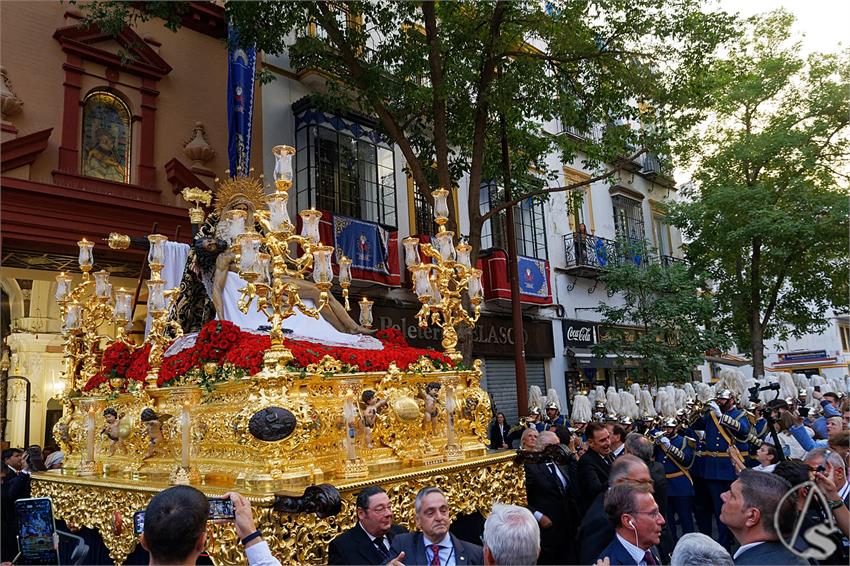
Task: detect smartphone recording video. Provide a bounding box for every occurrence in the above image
[15,497,60,565]
[208,497,235,521]
[133,510,145,536]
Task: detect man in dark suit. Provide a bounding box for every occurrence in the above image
[329,486,408,565]
[1,448,29,562]
[387,486,483,566]
[578,422,612,513]
[719,469,807,565]
[623,433,673,560]
[577,455,654,564]
[597,482,665,565]
[525,430,579,564]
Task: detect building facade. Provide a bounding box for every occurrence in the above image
[0,1,234,447]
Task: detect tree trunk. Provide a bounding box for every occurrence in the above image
[749,238,765,378]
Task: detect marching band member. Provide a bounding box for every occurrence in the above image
[655,417,697,537]
[690,388,750,549]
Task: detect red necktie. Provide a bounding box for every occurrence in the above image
[430,544,441,566]
[644,549,657,565]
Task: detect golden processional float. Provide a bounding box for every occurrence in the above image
[31,145,525,565]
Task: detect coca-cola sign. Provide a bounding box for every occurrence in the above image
[562,319,597,347]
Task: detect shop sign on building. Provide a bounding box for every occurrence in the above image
[372,305,554,358]
[562,319,597,348]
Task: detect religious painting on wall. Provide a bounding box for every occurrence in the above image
[81,90,132,183]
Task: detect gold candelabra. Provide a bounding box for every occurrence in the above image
[402,189,483,362]
[235,145,348,371]
[55,239,135,394]
[144,234,183,387]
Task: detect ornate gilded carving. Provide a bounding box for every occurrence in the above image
[33,452,523,565]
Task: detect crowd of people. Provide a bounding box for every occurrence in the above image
[2,369,849,565]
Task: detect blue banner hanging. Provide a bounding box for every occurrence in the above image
[226,26,256,177]
[333,216,391,276]
[518,256,549,298]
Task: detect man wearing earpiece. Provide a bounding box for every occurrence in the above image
[596,482,666,565]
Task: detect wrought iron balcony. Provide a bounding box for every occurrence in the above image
[563,233,684,278]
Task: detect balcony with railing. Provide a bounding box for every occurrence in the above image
[562,233,685,278]
[640,152,676,188]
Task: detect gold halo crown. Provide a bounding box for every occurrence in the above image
[213,172,266,215]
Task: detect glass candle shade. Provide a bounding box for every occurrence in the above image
[299,208,322,243]
[434,230,456,262]
[429,276,442,305]
[338,256,352,285]
[77,239,94,270]
[55,272,72,302]
[65,302,82,330]
[468,268,484,300]
[114,288,133,321]
[456,243,472,268]
[267,191,290,232]
[238,233,261,274]
[94,270,111,298]
[272,145,295,191]
[410,264,432,299]
[147,280,166,312]
[402,237,420,268]
[147,234,168,266]
[359,297,374,328]
[312,245,334,284]
[432,188,450,221]
[224,210,248,243]
[257,253,271,285]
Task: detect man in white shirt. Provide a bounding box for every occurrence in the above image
[328,486,407,564]
[718,470,806,565]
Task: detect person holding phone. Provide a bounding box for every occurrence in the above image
[139,486,280,566]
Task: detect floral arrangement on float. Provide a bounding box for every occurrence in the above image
[83,322,453,394]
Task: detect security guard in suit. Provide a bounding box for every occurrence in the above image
[655,417,696,537]
[691,389,750,549]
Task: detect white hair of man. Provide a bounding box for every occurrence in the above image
[804,447,845,470]
[670,533,734,566]
[482,503,540,565]
[534,430,558,452]
[414,486,446,514]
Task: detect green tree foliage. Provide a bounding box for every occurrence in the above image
[592,253,727,384]
[78,0,734,258]
[667,11,850,377]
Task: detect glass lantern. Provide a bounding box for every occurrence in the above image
[65,302,82,330]
[77,239,94,271]
[272,145,295,191]
[410,264,432,299]
[338,256,352,285]
[147,280,166,312]
[359,297,374,328]
[312,245,334,285]
[224,210,248,244]
[434,230,456,262]
[147,234,168,266]
[238,233,261,274]
[432,188,450,222]
[257,253,271,285]
[114,288,133,321]
[402,237,420,267]
[94,270,111,298]
[468,268,484,301]
[456,243,472,268]
[299,208,322,243]
[429,275,442,305]
[55,272,72,302]
[267,191,290,232]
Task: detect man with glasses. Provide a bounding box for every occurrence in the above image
[328,486,408,565]
[578,455,654,564]
[597,482,666,565]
